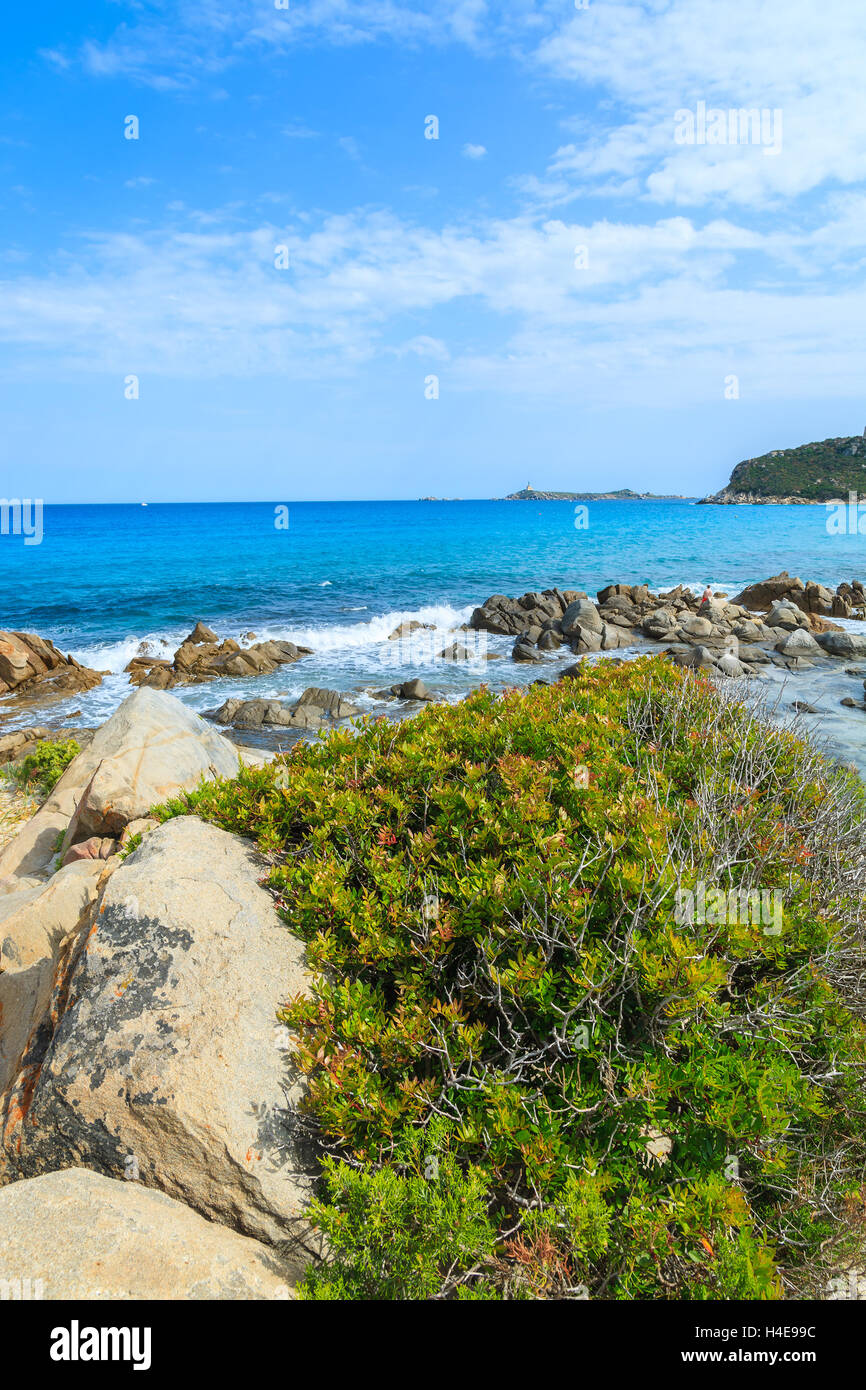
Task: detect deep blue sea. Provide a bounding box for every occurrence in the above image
[3,499,866,767]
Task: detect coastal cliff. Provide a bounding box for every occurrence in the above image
[699,434,866,504]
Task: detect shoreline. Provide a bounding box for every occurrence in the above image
[4,568,866,776]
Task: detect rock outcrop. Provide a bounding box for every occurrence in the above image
[0,1168,294,1299]
[468,576,856,682]
[0,816,318,1274]
[732,572,864,620]
[211,687,362,732]
[126,622,313,690]
[0,632,104,707]
[0,727,52,765]
[0,859,107,1097]
[0,687,249,887]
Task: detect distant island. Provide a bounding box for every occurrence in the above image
[502,484,688,501]
[699,434,866,504]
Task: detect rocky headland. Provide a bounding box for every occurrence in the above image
[699,434,866,504]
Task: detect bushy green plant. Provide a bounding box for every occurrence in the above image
[8,737,80,799]
[160,659,866,1299]
[299,1119,500,1300]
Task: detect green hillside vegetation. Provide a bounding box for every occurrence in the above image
[159,660,866,1300]
[726,436,866,500]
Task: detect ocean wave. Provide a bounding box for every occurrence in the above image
[70,632,182,675]
[69,604,475,674]
[273,603,474,653]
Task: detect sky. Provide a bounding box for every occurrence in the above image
[1,0,866,502]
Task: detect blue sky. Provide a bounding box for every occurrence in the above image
[2,0,865,502]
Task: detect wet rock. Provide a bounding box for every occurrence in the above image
[396,678,433,701]
[439,643,475,662]
[387,620,434,642]
[185,622,220,645]
[0,632,104,707]
[512,641,543,663]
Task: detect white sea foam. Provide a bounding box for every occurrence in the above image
[70,632,182,675]
[68,605,475,675]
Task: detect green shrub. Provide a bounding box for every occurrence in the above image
[300,1119,500,1300]
[8,738,80,799]
[160,659,866,1299]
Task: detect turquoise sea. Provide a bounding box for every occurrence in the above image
[3,498,866,768]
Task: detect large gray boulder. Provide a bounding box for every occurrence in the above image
[775,628,823,657]
[816,631,866,658]
[765,600,808,631]
[0,1168,294,1300]
[561,599,603,637]
[0,816,318,1276]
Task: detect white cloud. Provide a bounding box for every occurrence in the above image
[532,0,866,208]
[0,203,863,407]
[462,143,487,160]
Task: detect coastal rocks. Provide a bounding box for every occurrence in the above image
[395,678,433,701]
[732,573,805,610]
[774,629,823,657]
[212,687,361,732]
[641,609,677,639]
[733,572,863,622]
[388,620,434,642]
[0,859,105,1097]
[816,631,866,658]
[0,688,244,886]
[512,640,543,663]
[60,835,117,866]
[373,679,435,702]
[61,687,241,853]
[765,600,809,631]
[561,599,603,637]
[127,625,313,690]
[185,622,219,645]
[440,642,475,661]
[0,632,104,707]
[0,727,51,764]
[294,688,360,719]
[469,589,583,639]
[0,817,319,1272]
[716,653,746,678]
[667,645,717,671]
[211,698,295,730]
[0,1168,294,1300]
[678,615,714,639]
